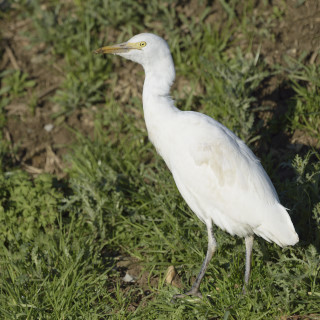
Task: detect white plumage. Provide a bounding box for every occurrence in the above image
[95,33,299,298]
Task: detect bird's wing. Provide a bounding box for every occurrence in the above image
[172,112,298,246]
[191,127,278,203]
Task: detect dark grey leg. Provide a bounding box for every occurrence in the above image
[242,235,254,294]
[172,221,216,300]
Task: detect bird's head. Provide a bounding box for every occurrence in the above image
[94,33,172,70]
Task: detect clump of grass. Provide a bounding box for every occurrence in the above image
[284,55,320,141]
[199,48,269,143]
[0,170,113,318]
[0,172,62,243]
[0,70,36,168]
[0,70,36,101]
[286,152,320,243]
[0,69,36,124]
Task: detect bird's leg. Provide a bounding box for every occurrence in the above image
[242,235,254,294]
[172,223,216,300]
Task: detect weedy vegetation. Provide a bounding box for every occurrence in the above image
[0,0,319,319]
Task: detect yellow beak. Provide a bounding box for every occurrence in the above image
[94,42,141,54]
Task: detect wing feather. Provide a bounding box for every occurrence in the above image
[189,119,279,206]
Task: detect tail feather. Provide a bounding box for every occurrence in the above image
[254,204,299,247]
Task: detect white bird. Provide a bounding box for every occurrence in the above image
[95,33,299,299]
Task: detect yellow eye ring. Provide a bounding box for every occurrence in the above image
[140,41,147,47]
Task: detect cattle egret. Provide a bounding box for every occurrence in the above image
[94,33,299,299]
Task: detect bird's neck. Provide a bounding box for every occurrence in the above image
[142,58,176,112]
[143,58,175,93]
[142,60,178,154]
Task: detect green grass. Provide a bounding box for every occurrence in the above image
[0,1,320,319]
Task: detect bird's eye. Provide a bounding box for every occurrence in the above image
[139,41,147,48]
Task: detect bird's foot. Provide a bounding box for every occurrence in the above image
[171,288,202,302]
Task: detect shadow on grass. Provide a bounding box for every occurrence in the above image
[254,77,320,252]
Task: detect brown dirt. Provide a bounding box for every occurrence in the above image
[0,11,95,177]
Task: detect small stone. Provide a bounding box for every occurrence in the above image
[44,124,54,132]
[122,272,135,283]
[165,265,177,284]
